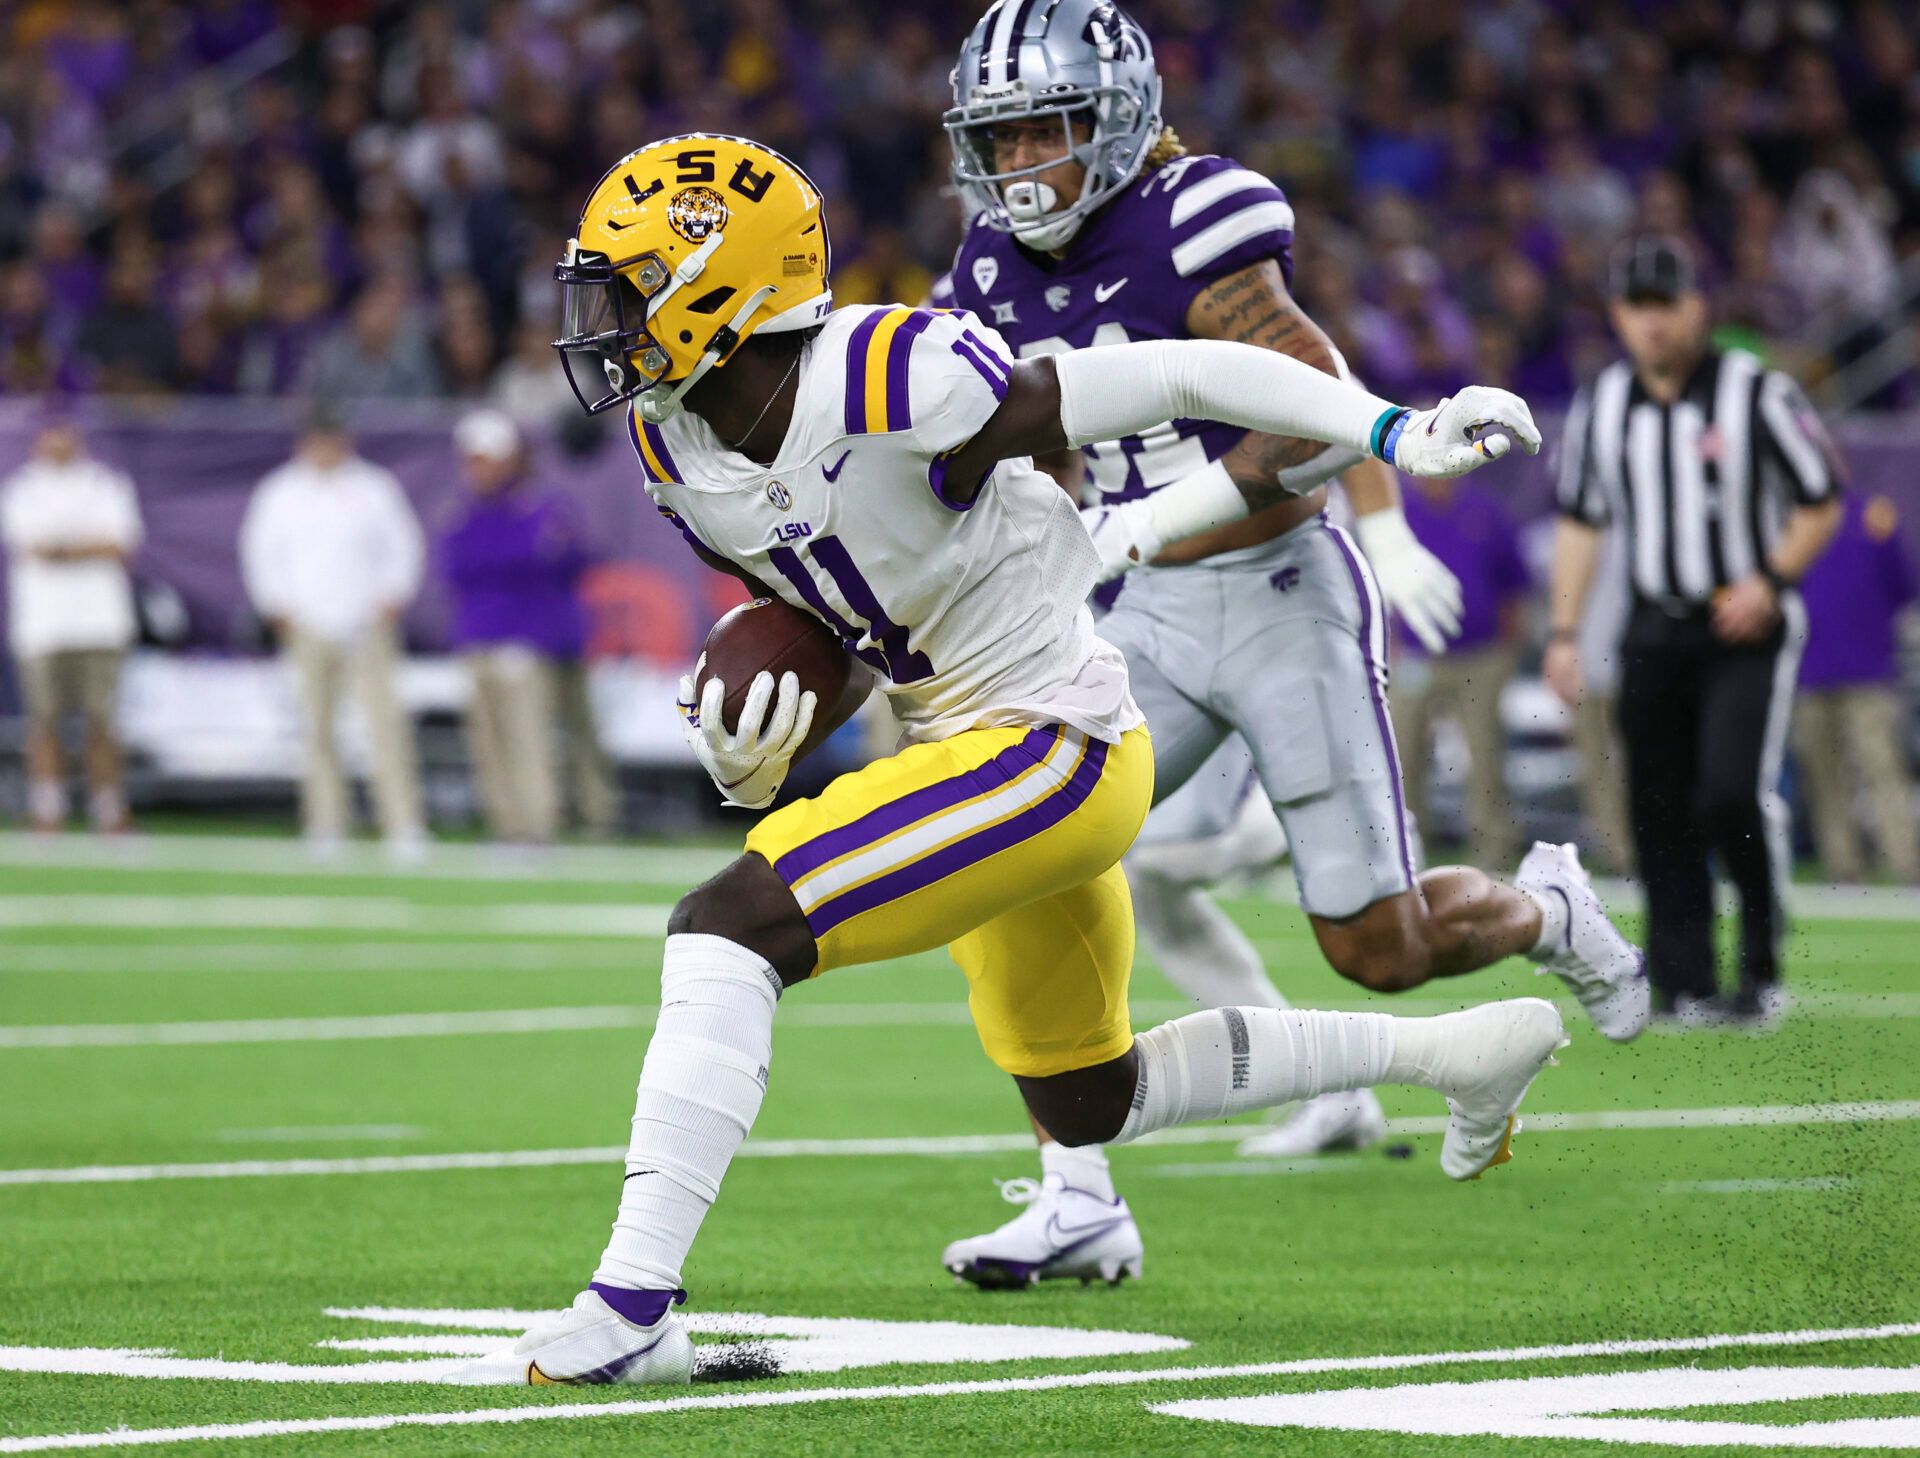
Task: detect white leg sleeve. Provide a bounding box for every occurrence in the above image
[1129,867,1290,1012]
[594,933,781,1291]
[1114,1008,1392,1143]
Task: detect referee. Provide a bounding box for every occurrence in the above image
[1546,236,1843,1026]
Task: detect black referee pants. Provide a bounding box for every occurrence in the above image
[1615,600,1804,1002]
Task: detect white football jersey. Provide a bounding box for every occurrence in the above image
[628,304,1140,745]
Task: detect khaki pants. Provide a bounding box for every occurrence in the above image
[1390,644,1518,867]
[288,622,422,840]
[1574,693,1636,876]
[465,646,559,843]
[19,648,123,735]
[552,661,619,836]
[1793,688,1919,883]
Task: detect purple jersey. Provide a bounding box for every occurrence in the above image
[949,153,1295,504]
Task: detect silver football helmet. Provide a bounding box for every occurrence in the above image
[946,0,1162,252]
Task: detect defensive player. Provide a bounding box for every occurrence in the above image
[937,0,1649,1289]
[457,132,1559,1387]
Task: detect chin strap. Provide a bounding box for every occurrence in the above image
[636,283,780,425]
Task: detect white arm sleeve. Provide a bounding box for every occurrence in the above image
[1055,338,1400,461]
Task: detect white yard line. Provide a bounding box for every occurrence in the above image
[3,1321,1918,1453]
[213,1126,426,1145]
[0,942,650,974]
[1661,1177,1860,1195]
[10,987,1920,1050]
[4,831,1918,922]
[0,897,671,937]
[4,1100,1916,1188]
[0,831,733,886]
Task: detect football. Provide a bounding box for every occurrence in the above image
[696,596,867,762]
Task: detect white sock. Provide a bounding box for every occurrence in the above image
[27,779,62,825]
[1130,869,1290,1010]
[1520,884,1568,960]
[1115,1008,1394,1142]
[594,933,781,1292]
[1040,1139,1116,1202]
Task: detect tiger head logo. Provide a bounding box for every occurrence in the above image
[666,185,730,243]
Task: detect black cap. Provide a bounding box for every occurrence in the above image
[1609,234,1698,302]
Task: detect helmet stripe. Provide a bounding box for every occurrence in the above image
[984,0,1022,87]
[1001,0,1041,82]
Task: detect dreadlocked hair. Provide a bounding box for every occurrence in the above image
[1143,126,1189,169]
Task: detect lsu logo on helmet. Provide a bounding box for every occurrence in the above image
[553,134,832,421]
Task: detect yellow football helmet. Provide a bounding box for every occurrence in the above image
[554,133,832,420]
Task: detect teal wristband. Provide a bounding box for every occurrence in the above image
[1371,407,1410,463]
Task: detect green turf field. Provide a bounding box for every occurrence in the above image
[2,831,1918,1455]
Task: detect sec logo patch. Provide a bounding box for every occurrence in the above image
[767,481,793,511]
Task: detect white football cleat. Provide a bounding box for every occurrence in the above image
[1236,1090,1388,1158]
[445,1288,694,1386]
[941,1174,1143,1290]
[1425,998,1567,1180]
[1517,841,1650,1042]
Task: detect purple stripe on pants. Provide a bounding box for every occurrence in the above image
[806,737,1110,939]
[773,726,1061,886]
[884,310,935,430]
[843,310,887,433]
[1327,525,1417,887]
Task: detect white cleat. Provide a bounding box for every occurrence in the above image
[1517,840,1651,1042]
[1426,998,1568,1181]
[1236,1090,1388,1159]
[445,1289,694,1386]
[941,1174,1143,1290]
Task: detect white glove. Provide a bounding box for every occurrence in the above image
[1352,506,1464,654]
[1388,386,1541,478]
[1080,497,1164,584]
[1078,460,1248,584]
[677,663,816,811]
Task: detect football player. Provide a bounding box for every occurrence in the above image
[458,132,1559,1386]
[937,0,1649,1289]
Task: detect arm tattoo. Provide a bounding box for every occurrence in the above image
[1188,260,1346,513]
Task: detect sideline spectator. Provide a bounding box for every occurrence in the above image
[1793,493,1919,884]
[439,408,588,844]
[1389,475,1531,867]
[0,410,141,832]
[240,409,426,857]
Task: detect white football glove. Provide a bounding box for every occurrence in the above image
[1389,386,1541,478]
[1078,460,1249,584]
[1080,498,1164,584]
[677,663,816,811]
[1353,506,1464,654]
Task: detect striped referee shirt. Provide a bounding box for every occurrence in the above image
[1556,348,1841,607]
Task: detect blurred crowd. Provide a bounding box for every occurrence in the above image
[2,0,1916,415]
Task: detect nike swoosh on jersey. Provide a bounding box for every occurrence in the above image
[822,449,851,482]
[1093,278,1129,302]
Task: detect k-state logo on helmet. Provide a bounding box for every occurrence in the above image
[972,257,999,293]
[1083,3,1147,62]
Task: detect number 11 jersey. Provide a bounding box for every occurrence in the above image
[627,304,1140,746]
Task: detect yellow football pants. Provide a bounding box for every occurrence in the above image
[744,722,1153,1076]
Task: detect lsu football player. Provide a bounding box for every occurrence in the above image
[455,132,1562,1386]
[935,0,1652,1289]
